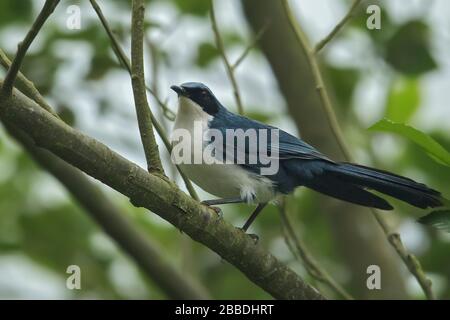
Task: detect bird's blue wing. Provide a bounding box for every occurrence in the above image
[208,111,333,163]
[276,130,333,162]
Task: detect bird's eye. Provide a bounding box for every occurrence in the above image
[201,90,207,95]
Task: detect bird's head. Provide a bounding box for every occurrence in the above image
[171,82,222,115]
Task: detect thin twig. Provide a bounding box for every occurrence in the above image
[146,35,197,274]
[313,0,363,54]
[7,124,209,300]
[147,85,176,121]
[144,36,176,121]
[232,22,269,70]
[1,0,60,96]
[0,85,326,300]
[282,0,435,300]
[145,37,199,201]
[209,0,244,115]
[90,0,198,200]
[279,199,353,300]
[0,48,59,118]
[282,2,351,160]
[149,107,200,200]
[155,13,183,47]
[131,0,164,174]
[374,214,435,300]
[89,0,175,121]
[0,51,209,301]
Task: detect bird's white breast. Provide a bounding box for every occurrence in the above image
[171,97,275,203]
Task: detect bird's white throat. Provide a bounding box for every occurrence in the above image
[173,97,212,134]
[170,96,276,203]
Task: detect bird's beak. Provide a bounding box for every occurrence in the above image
[170,85,185,97]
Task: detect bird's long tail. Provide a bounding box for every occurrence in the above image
[302,162,442,210]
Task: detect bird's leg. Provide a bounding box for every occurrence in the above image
[240,203,267,243]
[201,197,244,218]
[202,198,244,206]
[242,203,267,231]
[202,199,267,242]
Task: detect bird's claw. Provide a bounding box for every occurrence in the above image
[211,206,223,218]
[248,233,259,244]
[201,202,223,219]
[237,227,259,244]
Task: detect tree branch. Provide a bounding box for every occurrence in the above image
[90,0,175,121]
[279,199,352,300]
[0,84,325,300]
[89,0,198,200]
[0,48,58,118]
[130,0,164,174]
[0,58,208,299]
[281,0,434,300]
[281,0,351,160]
[209,0,245,115]
[242,0,408,298]
[1,0,60,96]
[313,0,363,54]
[232,23,269,70]
[4,123,209,300]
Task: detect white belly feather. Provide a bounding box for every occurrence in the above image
[171,97,275,203]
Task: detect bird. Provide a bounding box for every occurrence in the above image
[170,82,443,232]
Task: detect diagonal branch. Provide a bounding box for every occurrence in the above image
[209,0,245,115]
[5,124,209,300]
[89,0,198,200]
[232,23,269,70]
[1,0,60,96]
[313,0,363,54]
[0,84,325,300]
[281,0,434,300]
[89,0,175,121]
[279,199,353,300]
[281,1,351,160]
[130,0,164,174]
[0,58,208,299]
[0,48,58,118]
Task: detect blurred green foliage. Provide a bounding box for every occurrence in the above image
[0,137,126,298]
[385,77,420,123]
[196,34,243,68]
[196,42,218,68]
[370,119,450,167]
[172,0,210,16]
[326,66,360,109]
[385,20,437,76]
[419,210,450,232]
[0,0,33,26]
[0,0,449,300]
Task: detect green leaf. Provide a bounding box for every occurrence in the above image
[172,0,209,16]
[0,0,33,26]
[196,42,219,68]
[326,66,359,109]
[418,210,450,232]
[386,77,421,123]
[86,52,118,80]
[369,119,450,167]
[222,32,244,47]
[385,20,437,75]
[195,33,243,68]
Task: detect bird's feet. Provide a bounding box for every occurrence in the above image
[201,201,223,219]
[247,233,259,244]
[237,227,259,244]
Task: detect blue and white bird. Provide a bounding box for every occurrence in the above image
[170,82,443,232]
